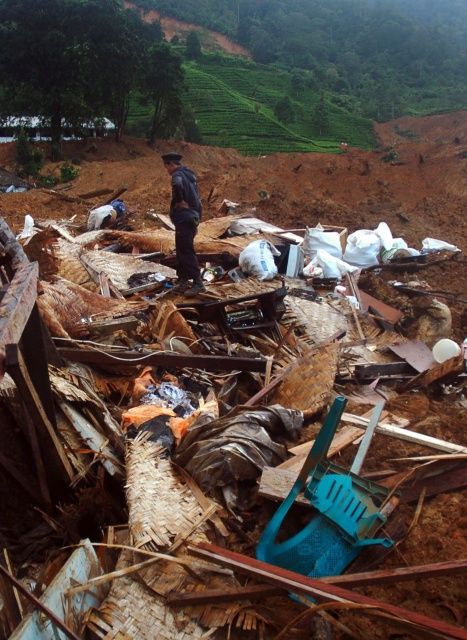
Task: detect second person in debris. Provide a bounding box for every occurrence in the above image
[162,152,205,296]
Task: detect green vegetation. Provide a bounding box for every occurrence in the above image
[0,0,183,156]
[128,53,376,155]
[15,128,43,177]
[60,161,79,183]
[131,0,467,121]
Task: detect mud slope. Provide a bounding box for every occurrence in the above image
[2,112,466,254]
[124,2,251,58]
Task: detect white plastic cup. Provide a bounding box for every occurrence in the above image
[432,339,461,364]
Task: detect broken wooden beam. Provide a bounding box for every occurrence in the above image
[400,463,467,503]
[318,559,467,588]
[188,543,467,640]
[6,345,74,486]
[167,584,283,607]
[0,262,38,377]
[354,361,415,381]
[57,347,267,373]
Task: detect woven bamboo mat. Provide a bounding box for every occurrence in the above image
[146,301,198,346]
[81,250,176,289]
[272,342,340,414]
[55,240,96,290]
[38,279,148,338]
[282,297,347,345]
[126,436,208,551]
[86,558,206,640]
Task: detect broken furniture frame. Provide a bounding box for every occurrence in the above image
[177,286,288,336]
[0,217,69,508]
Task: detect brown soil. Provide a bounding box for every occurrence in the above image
[125,2,251,58]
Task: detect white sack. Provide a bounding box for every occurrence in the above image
[239,239,279,281]
[87,205,116,231]
[302,223,342,260]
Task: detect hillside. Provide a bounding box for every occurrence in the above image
[131,0,467,122]
[125,1,250,57]
[127,54,376,155]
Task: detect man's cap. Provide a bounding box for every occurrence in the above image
[161,152,182,164]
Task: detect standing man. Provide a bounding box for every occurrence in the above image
[162,152,205,296]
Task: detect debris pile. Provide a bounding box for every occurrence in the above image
[0,210,465,640]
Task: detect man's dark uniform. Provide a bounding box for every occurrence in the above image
[169,162,202,283]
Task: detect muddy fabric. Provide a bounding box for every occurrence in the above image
[174,405,303,496]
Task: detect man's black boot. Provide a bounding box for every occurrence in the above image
[184,279,206,297]
[171,279,190,293]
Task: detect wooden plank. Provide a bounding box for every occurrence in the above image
[57,347,268,373]
[374,423,467,455]
[167,584,283,607]
[0,262,38,377]
[402,355,464,390]
[258,466,310,505]
[59,402,122,477]
[318,559,467,588]
[188,543,467,640]
[0,217,29,270]
[354,362,415,380]
[6,345,74,485]
[279,425,365,472]
[400,464,467,503]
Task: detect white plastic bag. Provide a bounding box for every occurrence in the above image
[422,238,459,252]
[311,249,359,278]
[374,222,393,251]
[302,223,342,260]
[239,239,279,281]
[343,222,395,267]
[87,205,116,231]
[17,214,35,240]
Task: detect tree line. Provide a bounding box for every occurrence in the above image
[0,0,200,158]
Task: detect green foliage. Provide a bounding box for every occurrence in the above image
[129,53,376,155]
[140,43,185,145]
[0,0,170,154]
[185,31,202,60]
[313,95,329,135]
[15,128,43,177]
[274,96,295,124]
[129,0,467,120]
[38,174,59,187]
[60,161,79,182]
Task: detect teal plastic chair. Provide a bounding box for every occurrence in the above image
[256,396,393,578]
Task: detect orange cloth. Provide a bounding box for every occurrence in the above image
[121,405,175,432]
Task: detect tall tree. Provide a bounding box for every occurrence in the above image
[140,43,185,146]
[313,95,329,135]
[0,0,150,155]
[274,96,295,124]
[185,31,202,60]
